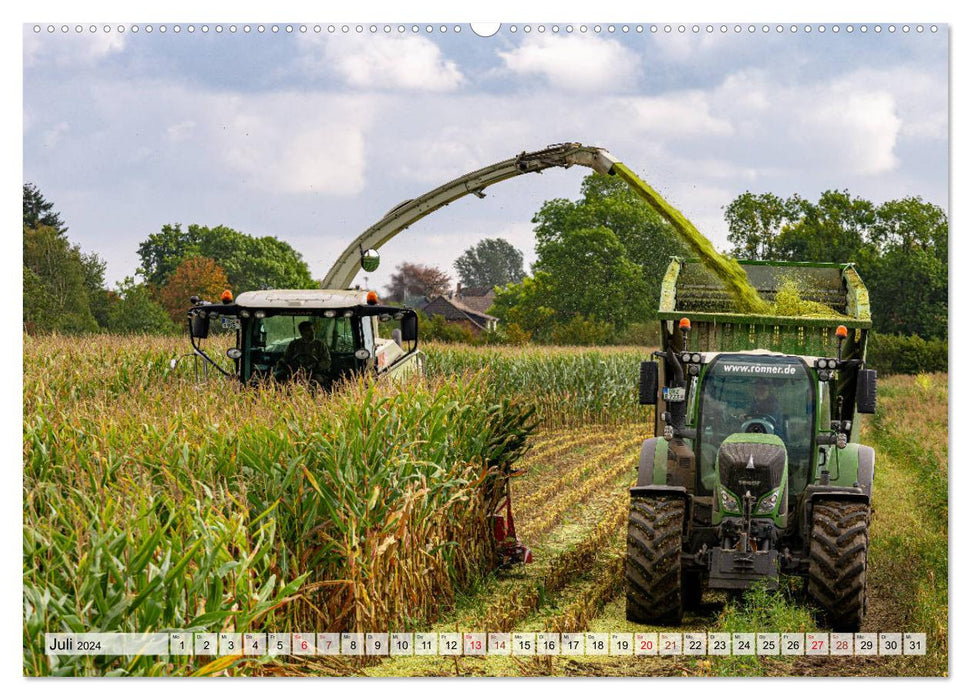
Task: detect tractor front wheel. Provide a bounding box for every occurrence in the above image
[808,500,870,632]
[625,496,685,624]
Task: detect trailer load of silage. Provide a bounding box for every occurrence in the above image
[610,162,850,321]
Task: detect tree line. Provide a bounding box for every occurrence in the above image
[23,184,315,335]
[24,178,947,350]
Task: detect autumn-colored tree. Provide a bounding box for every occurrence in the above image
[159,257,229,324]
[385,262,451,302]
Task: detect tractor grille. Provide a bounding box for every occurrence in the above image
[718,441,786,500]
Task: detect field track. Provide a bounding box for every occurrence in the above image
[267,390,946,677]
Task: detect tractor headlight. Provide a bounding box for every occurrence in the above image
[254,310,266,319]
[828,359,837,369]
[719,488,740,513]
[691,353,702,363]
[757,490,780,514]
[239,310,250,318]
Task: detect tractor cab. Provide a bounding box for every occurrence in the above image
[693,352,816,499]
[183,289,420,386]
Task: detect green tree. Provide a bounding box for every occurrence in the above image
[532,173,687,301]
[533,226,650,327]
[722,190,947,339]
[490,273,557,339]
[81,251,111,329]
[23,183,67,234]
[775,191,877,265]
[725,192,788,259]
[23,225,98,333]
[105,278,176,334]
[136,224,315,291]
[866,197,948,338]
[454,237,525,289]
[492,227,650,342]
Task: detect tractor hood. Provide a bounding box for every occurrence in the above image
[718,433,787,500]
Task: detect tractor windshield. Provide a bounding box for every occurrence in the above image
[697,355,815,496]
[242,312,363,384]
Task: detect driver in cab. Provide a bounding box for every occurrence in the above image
[279,321,331,383]
[746,378,783,434]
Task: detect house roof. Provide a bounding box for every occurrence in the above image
[420,295,498,330]
[455,288,495,315]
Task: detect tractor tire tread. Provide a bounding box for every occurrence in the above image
[808,501,869,632]
[625,496,685,624]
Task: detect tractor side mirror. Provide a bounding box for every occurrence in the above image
[361,248,380,272]
[639,361,658,405]
[190,313,210,339]
[400,314,418,342]
[856,369,878,414]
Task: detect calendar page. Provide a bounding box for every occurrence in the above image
[20,3,950,683]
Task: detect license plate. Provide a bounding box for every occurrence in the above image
[663,386,686,402]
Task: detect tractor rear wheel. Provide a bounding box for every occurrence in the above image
[808,500,869,632]
[625,496,685,624]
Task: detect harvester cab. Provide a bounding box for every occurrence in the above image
[181,288,421,386]
[627,259,878,631]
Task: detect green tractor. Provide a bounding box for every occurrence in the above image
[180,288,421,387]
[626,259,878,631]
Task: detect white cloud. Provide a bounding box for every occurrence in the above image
[300,34,464,91]
[795,91,901,175]
[71,82,377,197]
[41,121,69,149]
[165,120,196,142]
[24,29,125,68]
[203,94,374,195]
[647,30,736,63]
[713,70,903,176]
[497,34,641,92]
[832,67,947,141]
[622,92,734,137]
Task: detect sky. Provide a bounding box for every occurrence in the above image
[23,22,948,292]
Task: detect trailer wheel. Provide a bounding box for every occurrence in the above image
[625,496,684,624]
[808,501,869,632]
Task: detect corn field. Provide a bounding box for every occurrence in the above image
[422,343,650,428]
[24,334,547,676]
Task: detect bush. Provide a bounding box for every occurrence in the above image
[866,332,948,375]
[417,311,477,344]
[549,315,614,346]
[612,320,661,347]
